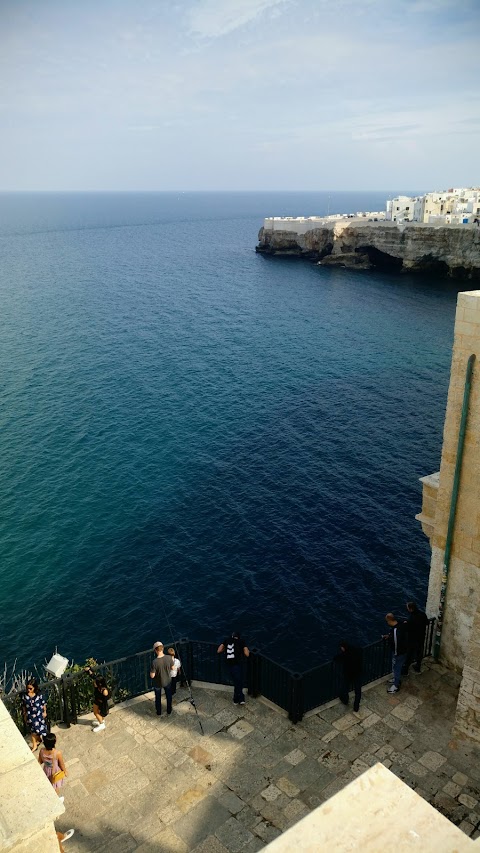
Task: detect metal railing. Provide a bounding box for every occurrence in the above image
[3,620,435,731]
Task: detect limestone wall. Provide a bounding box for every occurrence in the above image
[418,290,480,744]
[425,292,480,671]
[0,699,63,851]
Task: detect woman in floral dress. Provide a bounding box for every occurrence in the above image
[22,679,48,751]
[39,733,67,802]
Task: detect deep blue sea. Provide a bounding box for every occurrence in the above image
[0,191,459,673]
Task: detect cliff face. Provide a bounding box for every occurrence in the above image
[256,226,334,259]
[256,222,480,279]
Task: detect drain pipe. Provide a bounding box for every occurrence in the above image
[433,353,476,661]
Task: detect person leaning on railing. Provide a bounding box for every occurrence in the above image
[402,602,429,676]
[334,641,363,713]
[217,631,250,705]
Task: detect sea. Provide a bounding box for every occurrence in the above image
[0,191,460,674]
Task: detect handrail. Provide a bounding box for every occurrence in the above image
[3,621,436,728]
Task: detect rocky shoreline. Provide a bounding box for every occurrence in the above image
[256,219,480,279]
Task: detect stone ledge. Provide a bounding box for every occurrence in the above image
[262,763,478,852]
[0,699,64,851]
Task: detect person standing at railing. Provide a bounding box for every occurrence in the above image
[383,613,408,694]
[150,641,173,716]
[334,642,363,713]
[22,679,48,752]
[402,602,429,676]
[167,647,181,695]
[217,631,250,705]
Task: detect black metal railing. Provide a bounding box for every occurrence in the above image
[3,619,435,731]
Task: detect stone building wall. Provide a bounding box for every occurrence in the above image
[418,290,480,743]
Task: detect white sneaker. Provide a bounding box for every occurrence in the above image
[387,685,399,694]
[93,722,106,732]
[58,796,65,803]
[62,829,75,842]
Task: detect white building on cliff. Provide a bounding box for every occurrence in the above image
[387,187,480,225]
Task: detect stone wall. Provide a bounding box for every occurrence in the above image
[418,290,480,743]
[0,699,64,851]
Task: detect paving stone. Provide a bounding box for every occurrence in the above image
[136,828,188,852]
[96,832,138,852]
[276,776,300,797]
[390,704,416,722]
[459,793,479,809]
[360,712,381,729]
[82,768,110,793]
[318,704,346,723]
[189,745,213,765]
[235,806,263,830]
[253,820,282,844]
[284,748,306,766]
[419,750,447,771]
[283,797,309,823]
[344,724,364,740]
[459,820,475,837]
[409,762,429,778]
[453,771,469,786]
[215,816,254,853]
[219,791,245,814]
[443,781,462,798]
[191,834,230,853]
[284,758,329,792]
[321,729,339,743]
[215,709,239,728]
[374,744,394,761]
[176,787,208,813]
[174,796,231,847]
[130,812,166,844]
[403,695,423,709]
[228,720,254,740]
[332,712,357,731]
[260,784,282,802]
[158,803,184,825]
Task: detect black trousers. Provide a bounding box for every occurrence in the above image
[404,639,424,673]
[339,674,362,711]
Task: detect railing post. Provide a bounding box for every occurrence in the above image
[69,679,78,724]
[61,677,71,728]
[288,672,304,723]
[247,649,261,698]
[177,638,189,686]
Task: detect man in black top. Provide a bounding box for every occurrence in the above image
[403,602,429,675]
[335,641,363,713]
[150,642,173,716]
[383,613,409,694]
[217,631,250,705]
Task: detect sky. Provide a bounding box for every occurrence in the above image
[0,0,479,191]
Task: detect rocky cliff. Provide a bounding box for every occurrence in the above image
[256,221,480,279]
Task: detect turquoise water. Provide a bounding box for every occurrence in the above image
[0,192,458,670]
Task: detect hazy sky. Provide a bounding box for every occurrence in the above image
[1,0,479,191]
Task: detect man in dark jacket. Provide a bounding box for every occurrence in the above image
[217,631,250,705]
[383,613,408,693]
[403,602,429,675]
[335,641,363,712]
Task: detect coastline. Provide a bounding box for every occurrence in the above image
[256,218,480,279]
